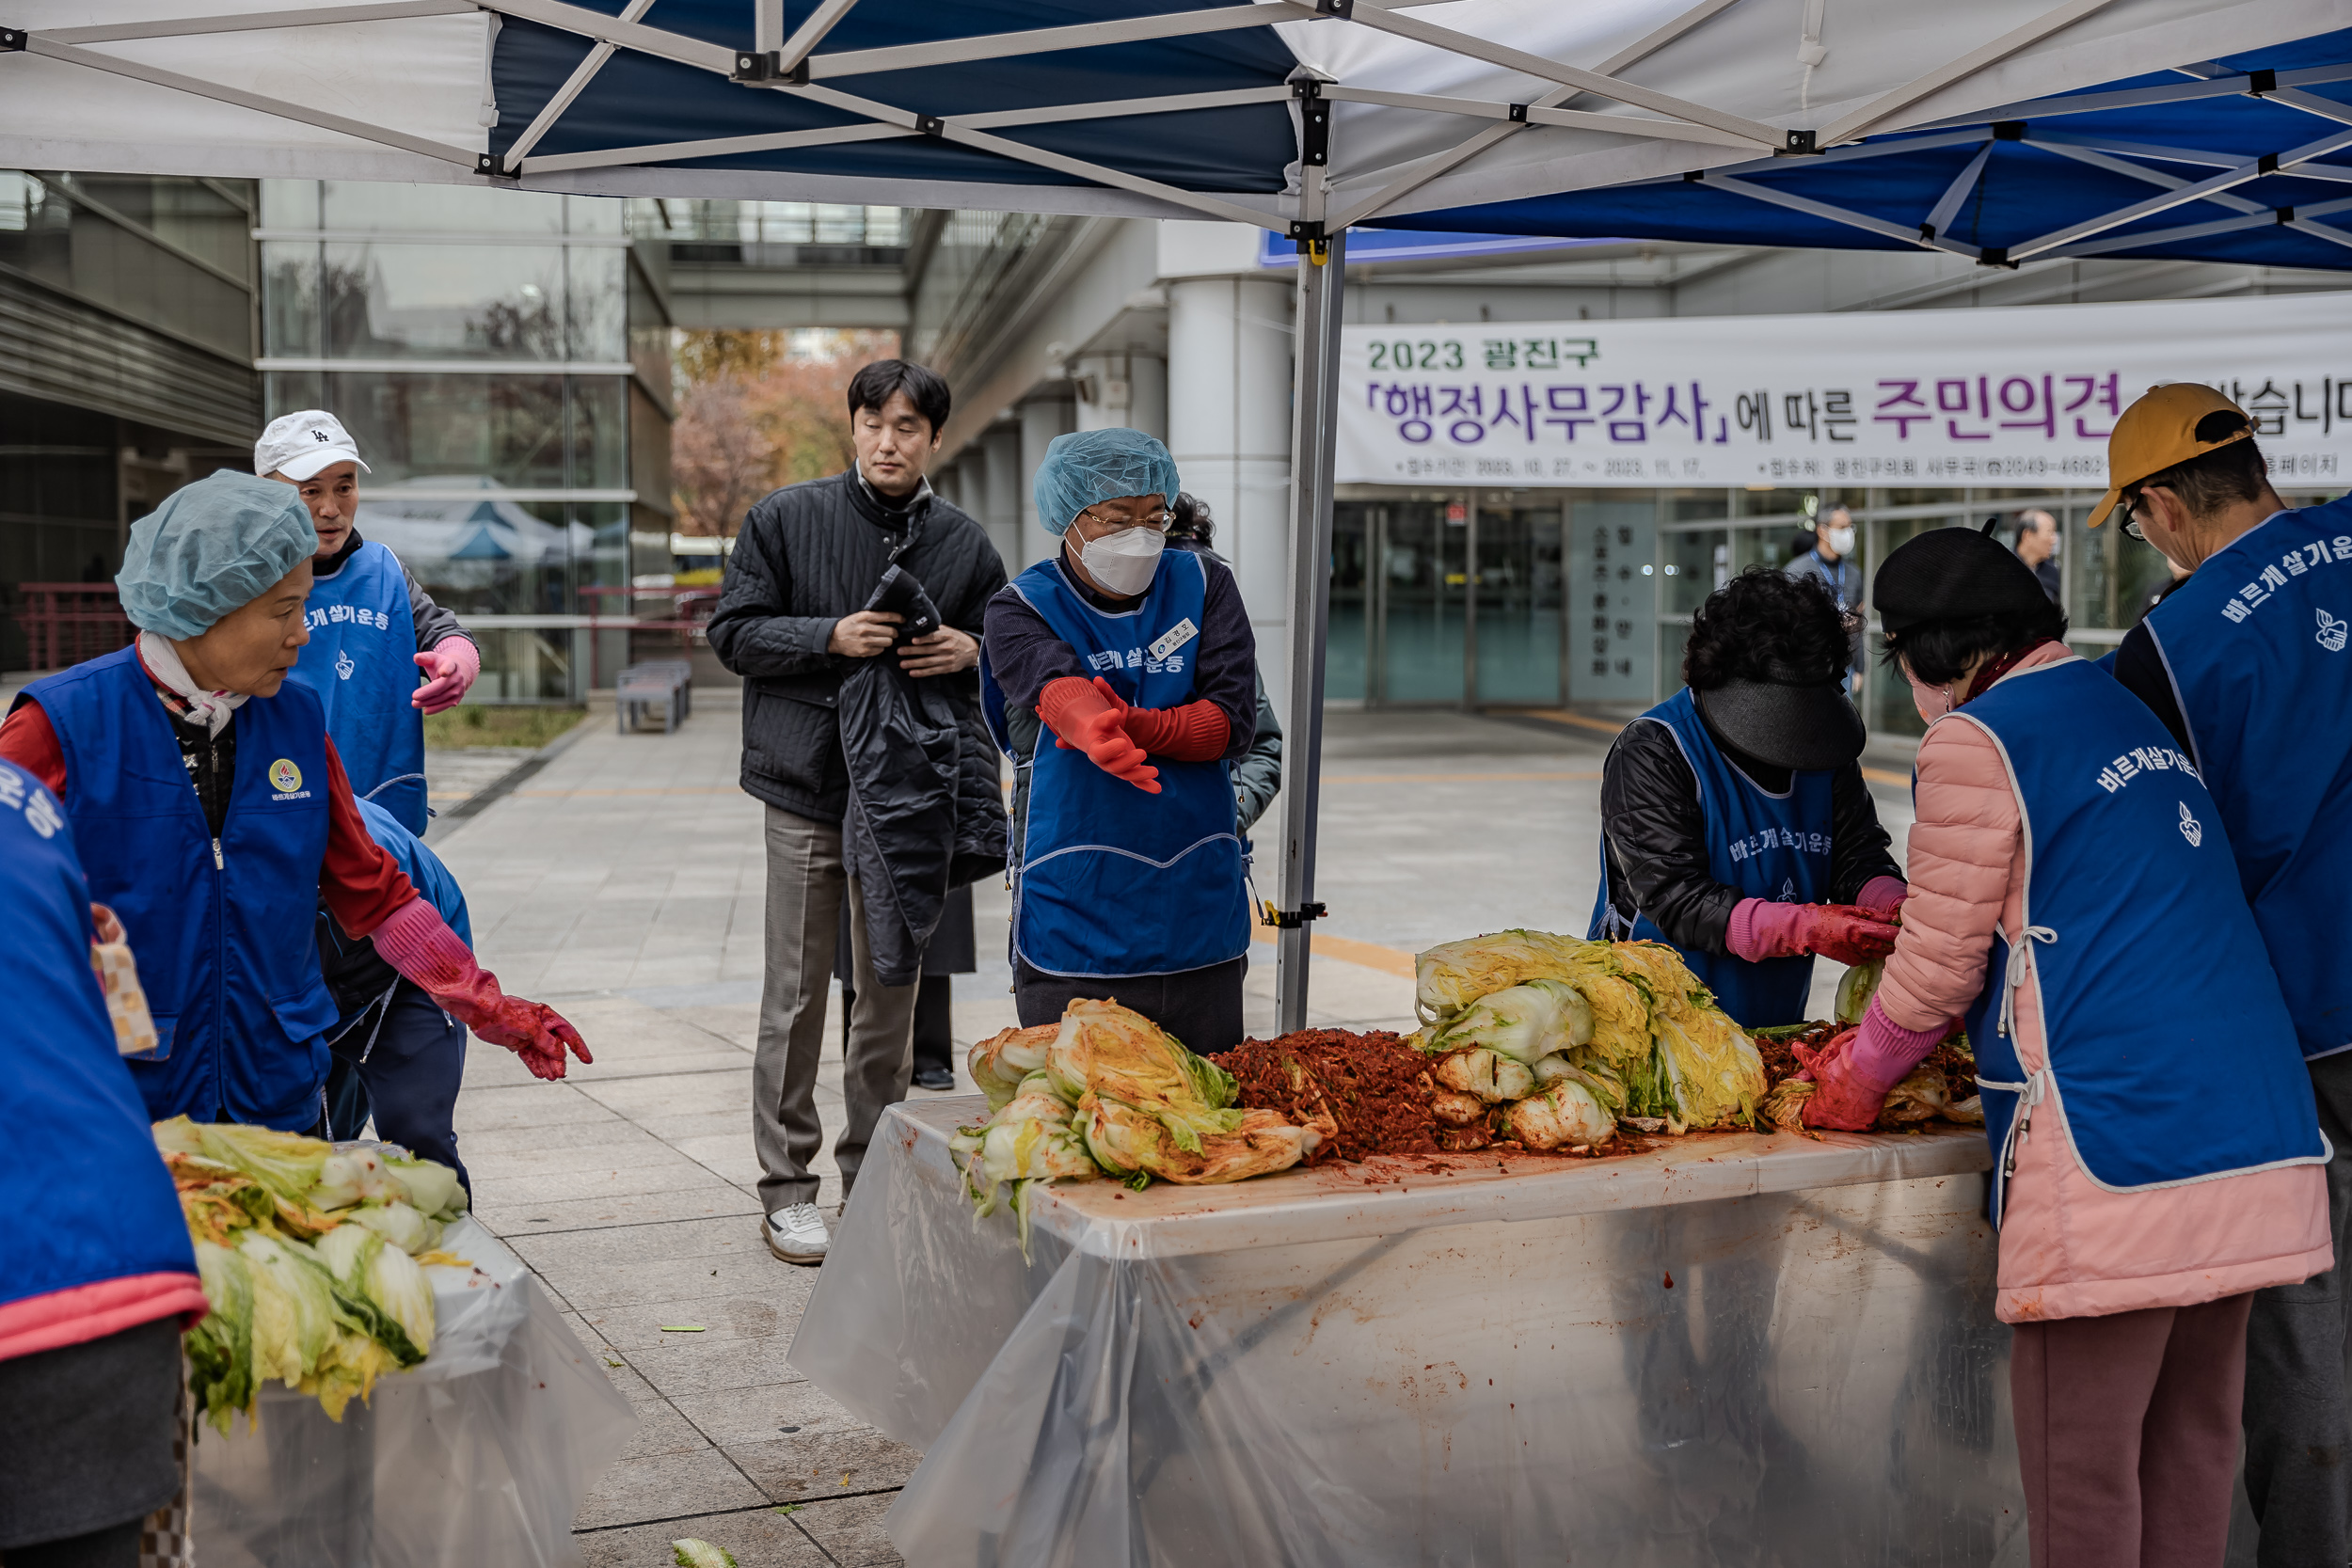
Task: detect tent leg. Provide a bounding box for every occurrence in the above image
[1273,230,1347,1036]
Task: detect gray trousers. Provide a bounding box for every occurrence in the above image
[753,805,919,1212]
[2244,1049,2352,1568]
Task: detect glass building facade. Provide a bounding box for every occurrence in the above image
[1331,480,2342,736]
[1,170,261,669]
[257,182,673,700]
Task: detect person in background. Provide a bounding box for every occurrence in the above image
[2095,384,2352,1566]
[258,410,479,835]
[0,471,588,1133]
[0,756,211,1568]
[260,411,483,1147]
[1166,491,1283,835]
[1787,504,1862,688]
[1804,520,2328,1567]
[1592,566,1900,1031]
[2012,508,2062,602]
[707,359,1007,1266]
[316,796,477,1193]
[982,432,1256,1052]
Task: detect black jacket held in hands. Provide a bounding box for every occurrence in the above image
[708,468,1009,982]
[1597,717,1899,956]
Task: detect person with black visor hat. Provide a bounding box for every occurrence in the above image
[1590,566,1904,1030]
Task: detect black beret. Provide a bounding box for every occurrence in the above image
[1872,525,2053,637]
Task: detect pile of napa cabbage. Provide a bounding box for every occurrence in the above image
[955,1000,1322,1255]
[1409,930,1769,1146]
[153,1117,469,1432]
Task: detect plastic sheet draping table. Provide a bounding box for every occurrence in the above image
[791,1098,2024,1568]
[190,1215,637,1568]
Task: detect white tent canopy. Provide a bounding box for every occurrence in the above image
[8,0,2348,1026]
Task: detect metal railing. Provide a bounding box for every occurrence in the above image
[14,583,135,671]
[578,585,721,687]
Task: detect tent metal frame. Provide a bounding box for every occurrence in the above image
[12,0,2352,1026]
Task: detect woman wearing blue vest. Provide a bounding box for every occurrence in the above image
[980,430,1256,1053]
[0,471,588,1133]
[0,755,210,1567]
[258,409,480,837]
[1591,567,1904,1030]
[1804,523,2329,1565]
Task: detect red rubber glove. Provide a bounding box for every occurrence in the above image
[1726,900,1899,966]
[1856,875,1909,924]
[1121,698,1229,762]
[1037,675,1160,793]
[411,638,482,714]
[371,898,591,1081]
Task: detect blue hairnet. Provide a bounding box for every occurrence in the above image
[1034,429,1181,537]
[117,469,318,639]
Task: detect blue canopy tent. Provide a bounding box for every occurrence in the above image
[10,0,2351,1024]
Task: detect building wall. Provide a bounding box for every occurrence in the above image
[0,171,260,671]
[906,216,2352,727]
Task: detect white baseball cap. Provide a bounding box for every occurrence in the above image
[255,409,371,483]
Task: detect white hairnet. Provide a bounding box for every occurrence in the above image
[116,470,318,640]
[1033,429,1180,537]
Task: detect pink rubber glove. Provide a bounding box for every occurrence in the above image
[1792,999,1950,1131]
[411,638,481,715]
[371,897,591,1081]
[1726,900,1899,965]
[1856,875,1909,924]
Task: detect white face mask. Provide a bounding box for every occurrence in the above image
[1822,525,1856,557]
[1076,525,1165,596]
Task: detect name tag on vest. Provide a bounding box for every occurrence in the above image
[1149,618,1199,663]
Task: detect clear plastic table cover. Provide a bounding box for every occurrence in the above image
[792,1099,2025,1568]
[190,1215,637,1568]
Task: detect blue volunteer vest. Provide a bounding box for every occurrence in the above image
[2142,499,2352,1058]
[979,551,1249,979]
[285,540,427,833]
[22,646,341,1131]
[355,795,470,944]
[0,758,199,1318]
[1588,688,1834,1029]
[1951,657,2326,1226]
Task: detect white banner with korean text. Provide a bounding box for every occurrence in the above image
[1335,292,2352,490]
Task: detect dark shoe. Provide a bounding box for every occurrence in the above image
[912,1063,955,1092]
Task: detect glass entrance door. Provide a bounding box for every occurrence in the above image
[1372,498,1465,704]
[1470,500,1564,705]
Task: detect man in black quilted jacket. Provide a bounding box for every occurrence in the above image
[707,359,1008,1265]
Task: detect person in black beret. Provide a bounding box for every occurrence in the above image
[1829,515,2329,1568]
[1589,565,1903,1031]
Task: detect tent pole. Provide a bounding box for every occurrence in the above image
[1273,222,1346,1036]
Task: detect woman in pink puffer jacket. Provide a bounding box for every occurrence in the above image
[1800,525,2330,1568]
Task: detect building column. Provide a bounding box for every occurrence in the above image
[1070,351,1168,441]
[1073,353,1131,433]
[1167,277,1294,717]
[1017,397,1075,568]
[1128,352,1168,445]
[979,422,1024,572]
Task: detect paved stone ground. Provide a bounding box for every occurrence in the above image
[427,689,1916,1567]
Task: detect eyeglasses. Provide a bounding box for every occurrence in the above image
[1076,507,1175,535]
[2117,496,2147,542]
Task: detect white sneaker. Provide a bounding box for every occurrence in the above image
[764,1203,829,1265]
